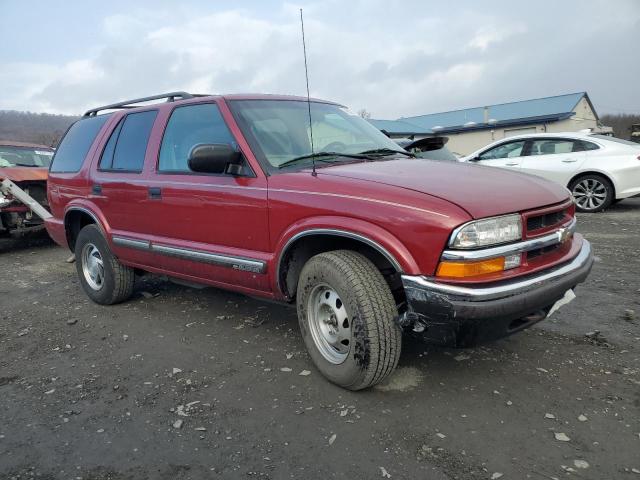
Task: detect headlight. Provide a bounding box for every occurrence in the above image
[450,214,522,249]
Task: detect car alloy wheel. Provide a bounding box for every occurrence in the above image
[572,178,607,211]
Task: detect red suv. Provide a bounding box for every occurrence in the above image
[46,92,593,390]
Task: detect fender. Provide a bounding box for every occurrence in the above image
[272,215,421,296]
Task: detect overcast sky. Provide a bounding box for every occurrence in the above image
[1,0,639,118]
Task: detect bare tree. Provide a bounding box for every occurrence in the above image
[601,113,640,139]
[357,109,371,120]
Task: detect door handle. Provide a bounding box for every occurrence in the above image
[148,187,162,199]
[561,159,578,163]
[505,162,519,166]
[91,184,102,195]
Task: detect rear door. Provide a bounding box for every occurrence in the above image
[89,109,162,266]
[519,138,586,184]
[474,139,527,169]
[142,101,270,292]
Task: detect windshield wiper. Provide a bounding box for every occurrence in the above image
[278,151,370,169]
[12,163,38,167]
[357,148,415,157]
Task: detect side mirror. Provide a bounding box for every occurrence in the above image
[188,144,243,175]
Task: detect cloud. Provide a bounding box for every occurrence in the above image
[1,0,639,117]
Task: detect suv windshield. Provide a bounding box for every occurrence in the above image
[0,146,54,168]
[230,100,405,170]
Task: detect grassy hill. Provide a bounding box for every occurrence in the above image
[0,110,79,147]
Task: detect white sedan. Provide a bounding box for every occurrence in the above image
[460,132,640,212]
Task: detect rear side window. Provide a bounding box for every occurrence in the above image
[50,115,110,173]
[529,139,574,156]
[100,110,157,172]
[158,103,235,172]
[574,140,600,151]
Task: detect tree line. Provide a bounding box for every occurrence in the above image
[600,114,640,139]
[0,110,638,148]
[0,110,78,147]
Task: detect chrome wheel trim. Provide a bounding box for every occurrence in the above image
[307,283,352,365]
[81,243,105,291]
[572,178,607,211]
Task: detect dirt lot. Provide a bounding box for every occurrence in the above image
[1,199,639,480]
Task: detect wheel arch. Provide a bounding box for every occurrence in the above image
[63,206,105,251]
[276,226,416,301]
[567,170,617,199]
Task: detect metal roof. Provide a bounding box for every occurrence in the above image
[396,92,594,134]
[367,118,432,135]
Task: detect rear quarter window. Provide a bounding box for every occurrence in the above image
[50,115,110,173]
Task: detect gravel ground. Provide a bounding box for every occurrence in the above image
[1,199,639,480]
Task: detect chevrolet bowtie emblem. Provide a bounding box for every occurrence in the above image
[556,227,571,244]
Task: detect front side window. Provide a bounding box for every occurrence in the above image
[100,110,157,171]
[229,100,402,171]
[159,103,236,173]
[529,139,575,156]
[0,146,54,168]
[478,141,525,160]
[50,115,110,173]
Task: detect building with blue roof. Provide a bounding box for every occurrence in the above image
[369,92,602,156]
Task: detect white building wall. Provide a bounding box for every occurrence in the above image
[443,97,599,156]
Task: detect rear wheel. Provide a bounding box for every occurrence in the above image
[569,174,614,213]
[296,250,402,390]
[75,225,135,305]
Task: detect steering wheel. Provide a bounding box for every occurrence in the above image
[322,141,347,153]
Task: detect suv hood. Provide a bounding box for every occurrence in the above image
[317,159,570,219]
[0,167,48,183]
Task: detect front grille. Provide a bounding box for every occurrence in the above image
[527,209,567,232]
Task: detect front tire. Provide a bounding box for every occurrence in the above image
[296,250,402,390]
[75,225,135,305]
[569,174,614,213]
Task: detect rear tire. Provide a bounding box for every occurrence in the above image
[569,174,614,213]
[296,250,402,390]
[75,225,134,305]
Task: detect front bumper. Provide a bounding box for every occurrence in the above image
[400,240,594,347]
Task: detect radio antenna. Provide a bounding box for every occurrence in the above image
[299,8,316,176]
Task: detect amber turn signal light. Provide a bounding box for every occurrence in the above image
[436,257,506,278]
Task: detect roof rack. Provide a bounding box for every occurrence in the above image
[83,91,195,117]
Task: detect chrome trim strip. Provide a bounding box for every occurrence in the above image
[64,207,107,237]
[268,189,449,218]
[441,218,577,261]
[151,244,266,274]
[402,239,592,302]
[276,228,404,296]
[99,180,448,218]
[65,206,100,224]
[112,236,150,250]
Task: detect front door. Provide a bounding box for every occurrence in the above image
[143,102,270,292]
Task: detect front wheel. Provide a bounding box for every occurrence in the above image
[296,250,402,390]
[569,174,614,212]
[75,224,135,305]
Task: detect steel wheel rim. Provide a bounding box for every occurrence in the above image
[81,243,105,291]
[572,179,607,210]
[307,283,351,364]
